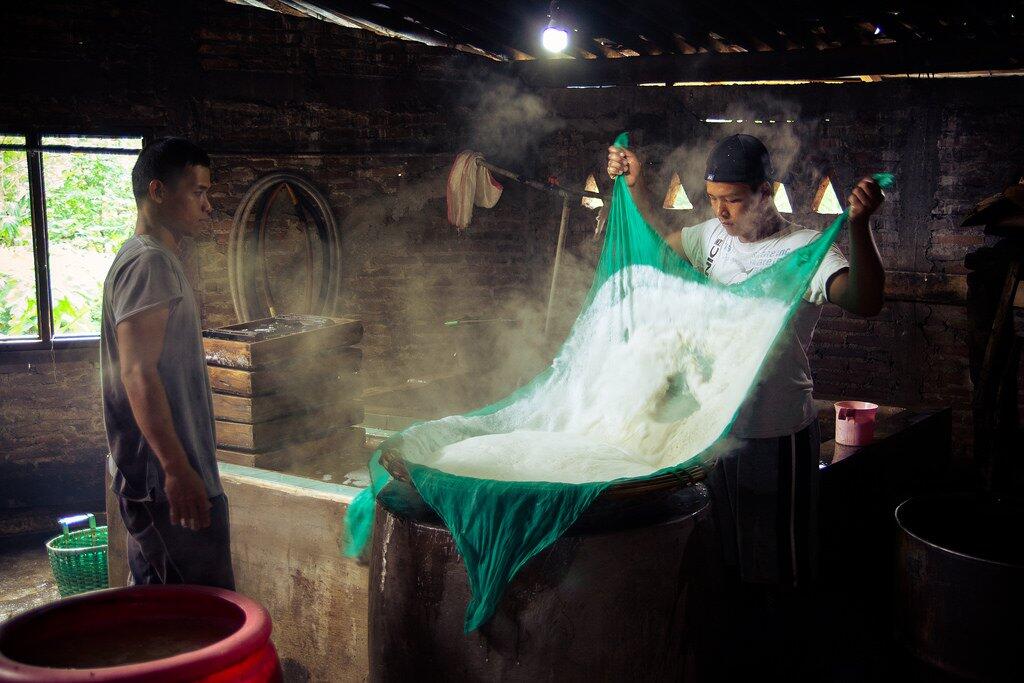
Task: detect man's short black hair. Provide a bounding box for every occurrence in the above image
[132,137,211,201]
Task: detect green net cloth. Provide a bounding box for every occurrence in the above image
[346,132,893,632]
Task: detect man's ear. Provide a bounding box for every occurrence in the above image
[148,179,164,204]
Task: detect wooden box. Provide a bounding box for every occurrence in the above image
[203,315,363,370]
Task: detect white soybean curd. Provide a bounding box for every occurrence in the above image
[426,270,788,484]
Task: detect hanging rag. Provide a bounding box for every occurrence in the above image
[446,151,503,229]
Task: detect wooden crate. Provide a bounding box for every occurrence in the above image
[207,347,362,397]
[203,315,363,370]
[215,401,364,452]
[211,375,364,423]
[216,426,366,470]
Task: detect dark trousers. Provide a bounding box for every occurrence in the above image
[118,493,235,590]
[705,419,820,588]
[705,421,822,677]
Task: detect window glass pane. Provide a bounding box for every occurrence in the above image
[0,135,27,146]
[43,148,137,336]
[41,135,143,150]
[0,149,39,339]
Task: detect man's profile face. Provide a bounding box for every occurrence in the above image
[705,181,772,238]
[149,164,213,238]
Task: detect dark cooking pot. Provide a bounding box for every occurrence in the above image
[895,493,1024,681]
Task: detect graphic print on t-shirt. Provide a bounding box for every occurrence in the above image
[704,235,725,274]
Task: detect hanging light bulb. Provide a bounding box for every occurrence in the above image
[543,25,569,52]
[542,1,569,53]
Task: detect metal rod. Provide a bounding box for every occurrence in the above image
[25,132,53,344]
[0,144,141,155]
[543,194,572,337]
[477,159,605,201]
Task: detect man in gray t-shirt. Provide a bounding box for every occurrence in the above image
[100,137,233,589]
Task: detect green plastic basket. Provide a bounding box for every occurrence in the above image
[46,513,109,597]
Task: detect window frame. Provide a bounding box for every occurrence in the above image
[0,130,148,352]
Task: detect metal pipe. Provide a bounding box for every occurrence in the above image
[476,159,606,201]
[544,195,572,336]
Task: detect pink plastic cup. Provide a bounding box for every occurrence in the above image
[834,400,878,446]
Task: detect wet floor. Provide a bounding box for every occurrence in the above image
[0,538,61,625]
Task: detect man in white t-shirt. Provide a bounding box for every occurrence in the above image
[606,134,883,600]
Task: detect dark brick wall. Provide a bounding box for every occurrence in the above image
[0,349,107,528]
[199,153,546,383]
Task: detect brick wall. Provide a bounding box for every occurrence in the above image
[0,348,107,534]
[198,152,545,384]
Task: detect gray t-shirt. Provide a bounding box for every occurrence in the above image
[100,234,221,501]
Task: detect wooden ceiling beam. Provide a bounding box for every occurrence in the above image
[609,0,739,54]
[567,10,666,56]
[311,0,507,56]
[616,0,715,53]
[661,0,760,52]
[846,7,919,45]
[689,0,806,52]
[311,0,473,48]
[584,1,679,55]
[395,0,538,58]
[718,1,799,52]
[513,38,1024,87]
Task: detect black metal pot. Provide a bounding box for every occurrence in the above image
[895,493,1024,681]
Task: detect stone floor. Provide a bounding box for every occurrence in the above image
[0,536,61,625]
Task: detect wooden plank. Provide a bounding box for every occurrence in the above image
[512,39,1024,87]
[736,1,822,51]
[315,0,507,56]
[216,402,365,452]
[885,271,967,305]
[216,426,366,469]
[212,375,364,423]
[203,317,363,370]
[207,347,362,396]
[845,270,1024,308]
[375,0,534,60]
[212,392,283,424]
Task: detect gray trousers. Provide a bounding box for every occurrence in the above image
[705,420,820,588]
[118,493,235,590]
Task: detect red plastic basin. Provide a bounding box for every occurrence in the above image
[0,585,281,682]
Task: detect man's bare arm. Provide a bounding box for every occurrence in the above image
[117,306,211,529]
[827,178,885,316]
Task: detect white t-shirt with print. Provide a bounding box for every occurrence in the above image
[680,218,849,438]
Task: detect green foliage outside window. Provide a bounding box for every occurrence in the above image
[1,147,137,339]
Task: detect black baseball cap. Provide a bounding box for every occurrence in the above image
[705,134,774,185]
